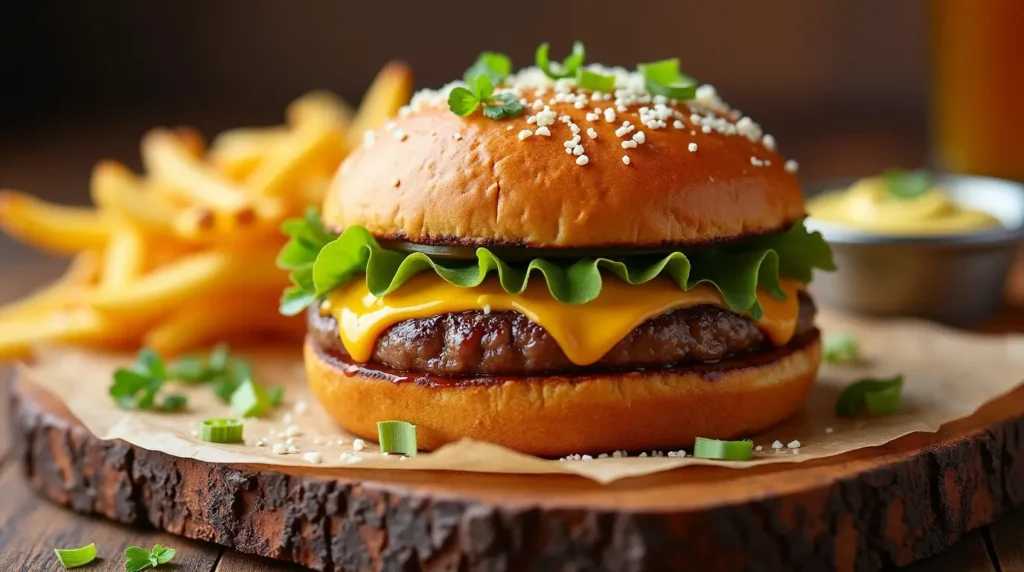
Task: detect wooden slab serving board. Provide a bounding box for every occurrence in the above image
[8,364,1024,572]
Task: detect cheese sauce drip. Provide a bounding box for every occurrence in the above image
[327,274,801,366]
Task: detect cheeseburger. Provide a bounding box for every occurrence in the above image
[279,46,834,456]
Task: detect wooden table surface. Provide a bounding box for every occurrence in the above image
[1,120,1023,570]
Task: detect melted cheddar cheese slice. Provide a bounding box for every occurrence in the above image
[327,274,802,367]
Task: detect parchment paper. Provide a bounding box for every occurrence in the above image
[19,312,1024,484]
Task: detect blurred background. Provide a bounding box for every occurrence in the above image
[0,0,1020,266]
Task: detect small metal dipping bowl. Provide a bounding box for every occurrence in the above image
[805,174,1024,325]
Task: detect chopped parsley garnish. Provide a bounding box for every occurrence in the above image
[448,74,523,119]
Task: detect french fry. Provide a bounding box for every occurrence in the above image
[347,61,414,150]
[0,190,108,255]
[90,161,176,233]
[87,249,286,315]
[141,128,249,212]
[209,127,289,181]
[0,252,100,322]
[244,123,345,198]
[101,226,147,286]
[287,90,354,131]
[144,292,303,356]
[0,308,140,360]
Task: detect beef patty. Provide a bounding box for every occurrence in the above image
[309,292,816,376]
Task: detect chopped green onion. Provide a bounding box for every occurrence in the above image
[536,41,585,79]
[823,332,861,365]
[883,169,931,200]
[160,394,188,412]
[54,543,97,568]
[463,51,512,85]
[835,375,904,417]
[230,379,271,418]
[577,68,616,93]
[201,418,243,443]
[638,58,698,100]
[863,384,902,415]
[268,386,285,407]
[377,420,417,456]
[693,437,753,461]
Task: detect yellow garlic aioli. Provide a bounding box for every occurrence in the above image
[807,177,1001,234]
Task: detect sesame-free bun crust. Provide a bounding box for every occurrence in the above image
[324,94,805,248]
[305,334,820,456]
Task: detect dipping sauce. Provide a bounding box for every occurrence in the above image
[807,172,1002,234]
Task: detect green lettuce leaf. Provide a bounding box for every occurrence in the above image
[278,213,834,317]
[277,208,337,316]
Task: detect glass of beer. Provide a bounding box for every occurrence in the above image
[931,0,1024,181]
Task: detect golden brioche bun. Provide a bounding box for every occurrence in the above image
[305,334,820,456]
[323,91,805,248]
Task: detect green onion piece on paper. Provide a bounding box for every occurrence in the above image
[54,543,97,569]
[835,375,904,417]
[823,332,861,365]
[230,379,270,418]
[201,418,244,443]
[863,384,903,415]
[692,437,753,461]
[377,420,418,456]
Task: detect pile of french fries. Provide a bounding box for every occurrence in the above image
[0,63,413,360]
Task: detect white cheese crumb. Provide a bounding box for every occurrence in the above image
[534,126,551,136]
[622,155,631,165]
[482,304,492,315]
[285,437,295,446]
[575,155,590,166]
[287,444,301,454]
[673,120,685,129]
[394,130,408,142]
[586,127,598,139]
[453,133,462,141]
[787,440,802,449]
[271,443,288,455]
[293,400,308,415]
[621,140,637,149]
[639,452,648,458]
[352,438,366,452]
[604,108,616,122]
[190,429,199,438]
[284,424,302,438]
[771,440,784,450]
[256,439,267,447]
[517,129,532,141]
[792,449,800,455]
[303,452,323,464]
[688,143,698,152]
[282,412,293,424]
[755,445,763,452]
[750,156,765,167]
[785,159,799,173]
[581,455,593,461]
[391,178,401,187]
[632,131,646,144]
[825,427,834,434]
[762,134,776,150]
[572,144,584,156]
[598,453,608,459]
[585,112,599,122]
